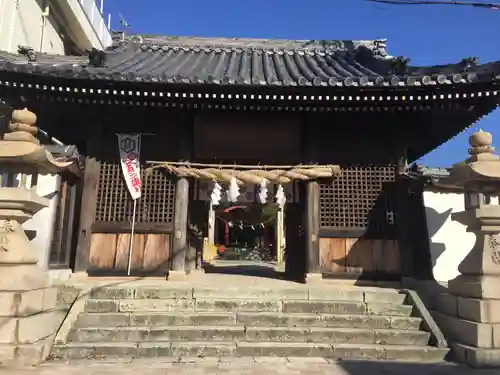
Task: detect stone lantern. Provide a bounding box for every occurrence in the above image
[0,107,75,365]
[435,129,500,367]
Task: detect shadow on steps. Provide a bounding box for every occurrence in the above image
[336,358,488,374]
[203,260,289,280]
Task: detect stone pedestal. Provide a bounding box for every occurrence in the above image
[433,130,500,367]
[434,215,500,367]
[434,284,500,367]
[0,187,64,365]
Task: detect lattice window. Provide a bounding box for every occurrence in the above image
[94,162,175,224]
[319,165,396,233]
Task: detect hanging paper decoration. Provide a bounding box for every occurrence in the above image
[228,221,233,227]
[239,221,244,230]
[261,223,265,228]
[251,225,255,231]
[227,177,240,202]
[257,178,268,204]
[276,184,286,209]
[210,182,222,206]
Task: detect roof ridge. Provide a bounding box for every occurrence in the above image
[117,33,389,54]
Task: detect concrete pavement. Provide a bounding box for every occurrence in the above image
[1,357,498,375]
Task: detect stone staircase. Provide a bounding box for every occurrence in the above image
[51,284,449,362]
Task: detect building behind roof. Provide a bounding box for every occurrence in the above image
[0,0,112,56]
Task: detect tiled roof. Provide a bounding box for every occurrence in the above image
[1,36,499,88]
[409,164,451,179]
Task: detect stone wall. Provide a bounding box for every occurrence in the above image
[0,286,67,365]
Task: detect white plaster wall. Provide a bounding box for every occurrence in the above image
[23,174,61,269]
[2,173,61,269]
[1,172,72,282]
[0,0,65,54]
[422,190,476,283]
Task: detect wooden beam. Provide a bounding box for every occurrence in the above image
[171,177,189,272]
[305,181,320,273]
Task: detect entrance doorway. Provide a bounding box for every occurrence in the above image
[193,180,298,279]
[209,203,279,277]
[217,204,277,260]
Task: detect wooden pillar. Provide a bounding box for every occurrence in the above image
[394,144,410,281]
[74,158,100,272]
[207,204,215,245]
[302,114,322,281]
[171,177,189,274]
[74,126,102,274]
[305,181,320,275]
[174,113,194,274]
[409,180,434,280]
[276,207,285,266]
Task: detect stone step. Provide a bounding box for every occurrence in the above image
[280,301,413,316]
[67,326,430,345]
[75,312,422,330]
[51,341,448,362]
[236,342,448,361]
[238,312,421,330]
[88,286,406,304]
[85,298,414,315]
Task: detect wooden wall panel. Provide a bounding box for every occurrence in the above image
[114,234,130,270]
[383,240,400,274]
[345,238,374,275]
[130,234,145,269]
[88,233,171,274]
[194,112,301,163]
[143,234,169,270]
[319,238,346,274]
[319,237,401,279]
[89,233,116,269]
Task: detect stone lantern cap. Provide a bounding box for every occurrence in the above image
[0,140,74,173]
[0,108,75,173]
[448,129,500,186]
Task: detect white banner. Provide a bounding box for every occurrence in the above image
[117,133,142,200]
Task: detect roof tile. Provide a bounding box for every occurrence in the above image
[0,36,499,88]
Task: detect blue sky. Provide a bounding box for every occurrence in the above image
[103,0,499,167]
